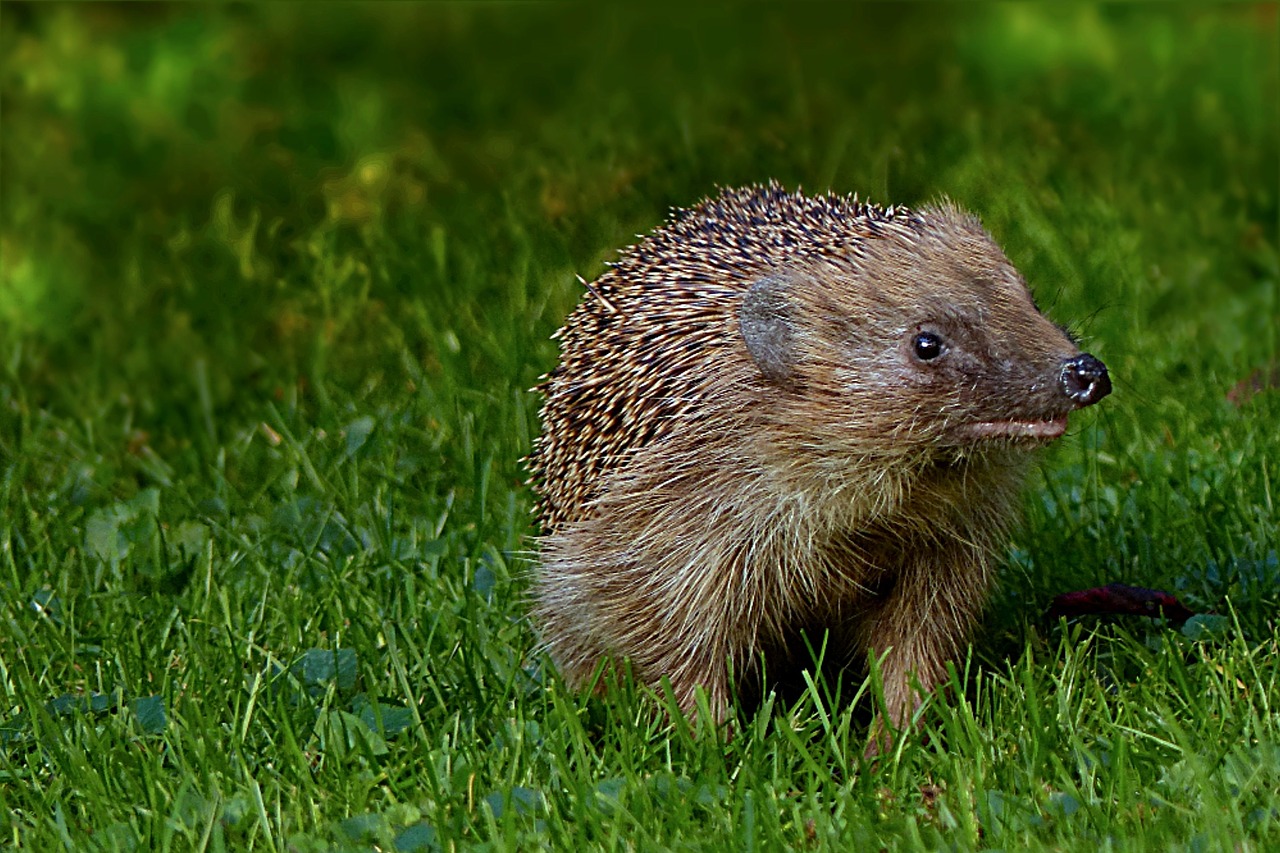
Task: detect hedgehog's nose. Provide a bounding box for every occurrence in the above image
[1060,353,1111,408]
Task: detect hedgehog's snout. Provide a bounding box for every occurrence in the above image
[1059,353,1111,408]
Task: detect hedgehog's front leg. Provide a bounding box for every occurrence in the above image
[850,546,994,754]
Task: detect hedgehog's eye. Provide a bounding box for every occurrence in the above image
[912,331,946,361]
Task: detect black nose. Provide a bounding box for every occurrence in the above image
[1060,353,1111,407]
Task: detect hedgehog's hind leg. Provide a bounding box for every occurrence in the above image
[538,528,755,728]
[637,637,741,727]
[531,560,608,694]
[534,607,605,693]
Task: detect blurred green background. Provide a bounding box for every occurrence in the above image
[4,3,1275,430]
[1,4,1278,848]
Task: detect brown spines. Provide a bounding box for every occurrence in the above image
[530,182,924,533]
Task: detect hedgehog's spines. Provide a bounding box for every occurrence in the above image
[578,273,622,316]
[531,183,944,533]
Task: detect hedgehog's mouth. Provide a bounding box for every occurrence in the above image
[965,415,1068,441]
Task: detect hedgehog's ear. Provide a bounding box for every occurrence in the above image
[739,274,796,384]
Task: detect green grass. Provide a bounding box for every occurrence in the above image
[2,4,1278,850]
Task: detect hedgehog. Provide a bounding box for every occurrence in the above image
[528,182,1111,746]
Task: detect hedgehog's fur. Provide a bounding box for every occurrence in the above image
[529,182,1109,746]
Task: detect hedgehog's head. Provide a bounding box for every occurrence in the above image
[737,203,1110,460]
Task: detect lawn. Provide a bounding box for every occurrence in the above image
[1,4,1278,850]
